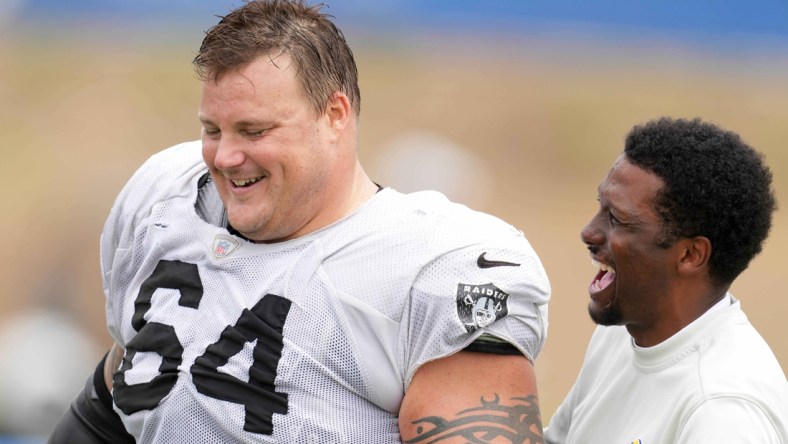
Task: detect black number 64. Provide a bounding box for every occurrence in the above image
[113,260,291,435]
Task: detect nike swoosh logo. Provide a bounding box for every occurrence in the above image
[477,252,520,268]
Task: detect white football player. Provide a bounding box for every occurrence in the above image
[48,1,551,442]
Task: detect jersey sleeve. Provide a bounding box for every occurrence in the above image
[100,141,204,345]
[400,229,550,389]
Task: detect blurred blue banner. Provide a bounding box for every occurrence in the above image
[9,0,788,42]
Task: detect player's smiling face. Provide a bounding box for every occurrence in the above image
[199,53,338,242]
[580,154,680,331]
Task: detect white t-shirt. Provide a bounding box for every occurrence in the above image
[545,295,788,444]
[100,141,551,443]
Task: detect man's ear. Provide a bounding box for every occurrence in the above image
[676,236,712,276]
[324,91,351,133]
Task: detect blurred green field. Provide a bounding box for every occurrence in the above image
[1,27,787,421]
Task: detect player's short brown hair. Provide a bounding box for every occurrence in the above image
[194,0,360,117]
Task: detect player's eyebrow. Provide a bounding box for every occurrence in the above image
[198,117,277,130]
[198,115,215,126]
[597,186,646,224]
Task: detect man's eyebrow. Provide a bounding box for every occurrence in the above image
[197,117,273,128]
[235,119,272,127]
[610,200,646,224]
[597,188,645,223]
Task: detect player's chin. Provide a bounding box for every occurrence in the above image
[587,298,622,326]
[226,208,266,235]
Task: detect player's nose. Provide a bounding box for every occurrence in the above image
[213,135,246,170]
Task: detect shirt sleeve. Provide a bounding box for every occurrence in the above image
[677,397,782,444]
[401,236,550,389]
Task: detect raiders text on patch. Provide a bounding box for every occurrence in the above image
[456,283,510,332]
[477,252,520,269]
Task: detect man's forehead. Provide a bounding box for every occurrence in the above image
[605,155,661,187]
[204,52,296,84]
[598,155,663,212]
[597,154,628,193]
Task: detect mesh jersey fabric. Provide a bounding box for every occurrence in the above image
[100,141,551,443]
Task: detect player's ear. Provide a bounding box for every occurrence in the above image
[324,91,351,133]
[676,235,711,276]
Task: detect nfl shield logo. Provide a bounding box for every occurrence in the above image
[456,282,510,332]
[212,234,241,260]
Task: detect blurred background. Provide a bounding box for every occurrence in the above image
[1,0,787,440]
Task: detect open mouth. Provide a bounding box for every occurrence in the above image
[589,259,616,294]
[231,175,265,188]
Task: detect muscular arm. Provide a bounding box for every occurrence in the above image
[399,351,544,444]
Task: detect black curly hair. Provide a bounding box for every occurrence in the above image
[624,117,777,286]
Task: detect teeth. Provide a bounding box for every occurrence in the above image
[591,259,616,274]
[232,176,263,187]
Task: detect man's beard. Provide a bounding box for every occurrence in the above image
[588,302,623,326]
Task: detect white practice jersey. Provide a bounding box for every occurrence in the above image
[101,141,550,443]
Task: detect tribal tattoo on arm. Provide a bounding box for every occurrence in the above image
[402,394,544,444]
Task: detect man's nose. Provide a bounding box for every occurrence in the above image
[580,213,605,251]
[213,136,245,169]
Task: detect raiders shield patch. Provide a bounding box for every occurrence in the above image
[456,283,510,332]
